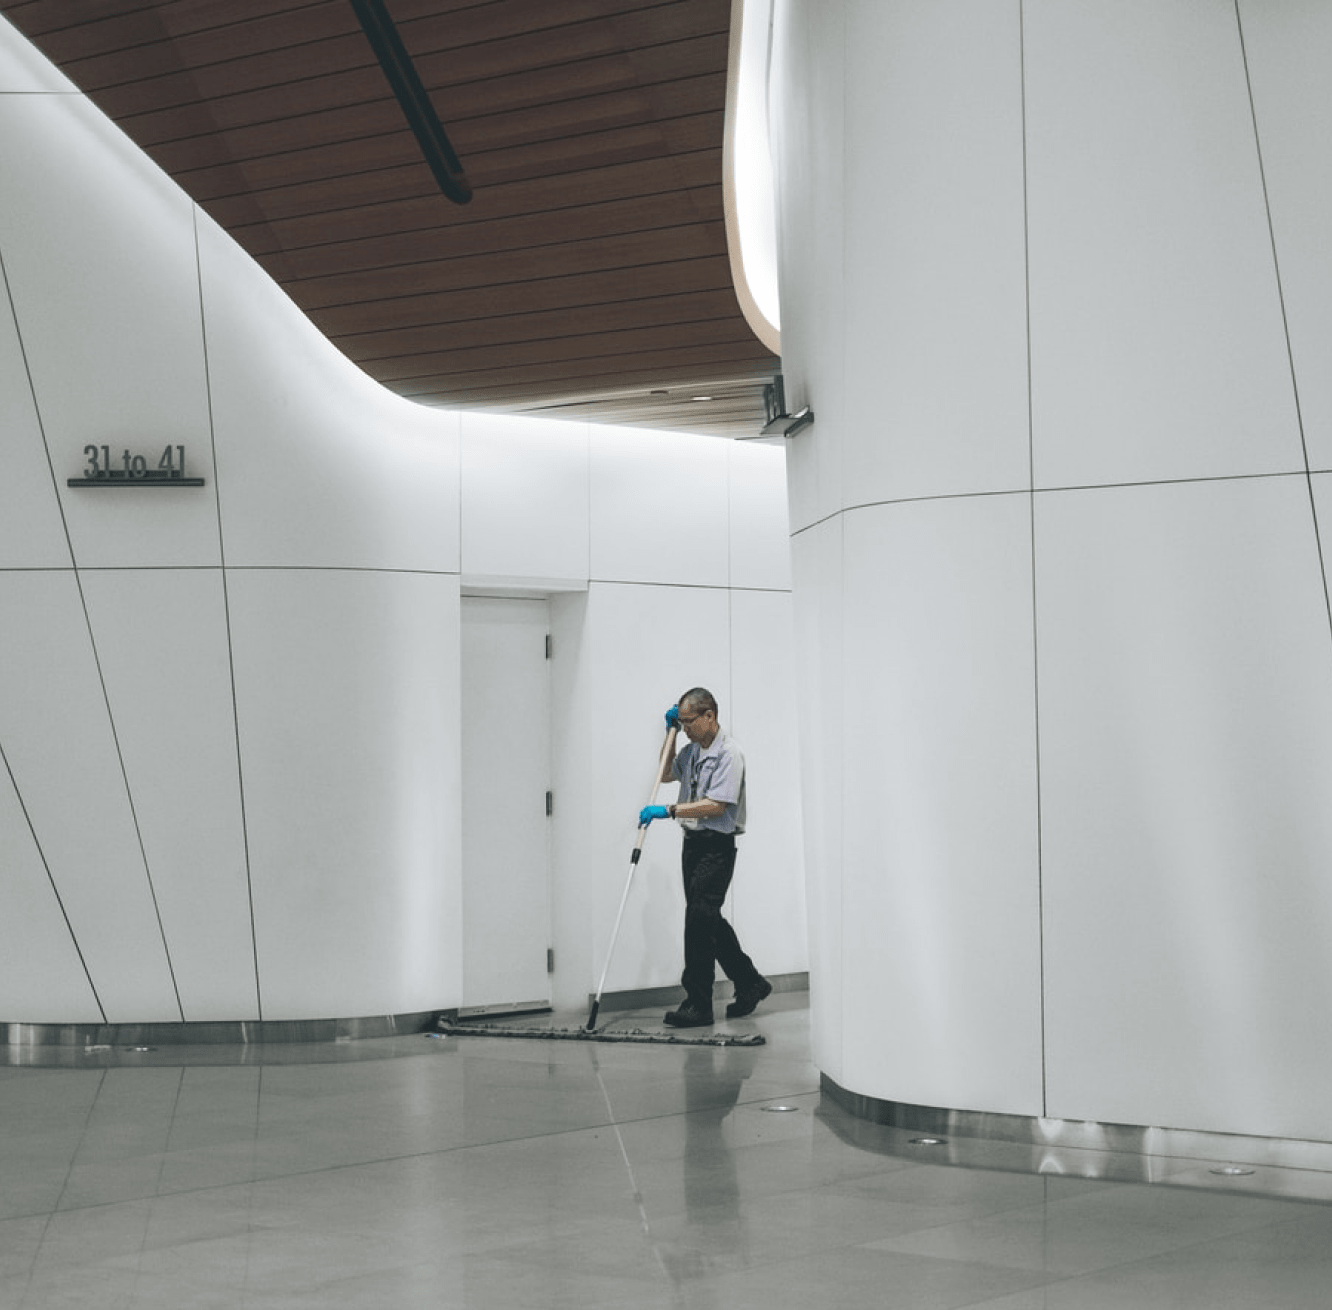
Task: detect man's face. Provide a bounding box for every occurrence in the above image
[676,704,715,744]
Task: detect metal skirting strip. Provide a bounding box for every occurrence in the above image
[456,1000,551,1020]
[3,1010,443,1049]
[590,970,809,1015]
[820,1072,1332,1185]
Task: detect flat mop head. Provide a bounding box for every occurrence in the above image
[433,1018,765,1047]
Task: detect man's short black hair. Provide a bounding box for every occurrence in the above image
[678,687,718,716]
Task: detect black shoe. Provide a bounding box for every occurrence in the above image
[726,977,772,1019]
[664,1004,714,1028]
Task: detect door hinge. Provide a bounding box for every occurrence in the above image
[545,790,553,816]
[545,633,552,659]
[547,948,555,974]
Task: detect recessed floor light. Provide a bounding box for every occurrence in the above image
[762,1104,799,1113]
[1210,1165,1255,1176]
[910,1137,947,1146]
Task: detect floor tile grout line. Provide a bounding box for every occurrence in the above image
[14,1085,824,1223]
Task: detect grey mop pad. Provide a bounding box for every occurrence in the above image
[432,1019,765,1047]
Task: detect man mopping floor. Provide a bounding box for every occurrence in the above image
[639,688,772,1028]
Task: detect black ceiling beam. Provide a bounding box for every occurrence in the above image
[349,0,472,206]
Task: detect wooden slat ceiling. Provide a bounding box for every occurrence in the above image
[0,0,780,437]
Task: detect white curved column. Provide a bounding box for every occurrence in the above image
[773,0,1332,1140]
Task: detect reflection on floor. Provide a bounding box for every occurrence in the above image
[3,992,1332,1308]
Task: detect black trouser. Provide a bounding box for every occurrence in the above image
[680,829,758,1011]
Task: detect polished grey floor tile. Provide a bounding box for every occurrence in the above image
[864,1180,1309,1278]
[3,993,1332,1308]
[967,1209,1332,1309]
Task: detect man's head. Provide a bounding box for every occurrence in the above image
[676,687,719,746]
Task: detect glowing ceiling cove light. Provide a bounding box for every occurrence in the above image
[724,0,780,354]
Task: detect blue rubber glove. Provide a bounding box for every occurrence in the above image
[664,705,680,729]
[639,804,670,826]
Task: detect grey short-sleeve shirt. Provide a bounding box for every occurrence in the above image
[671,730,746,835]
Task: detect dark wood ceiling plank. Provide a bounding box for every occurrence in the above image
[197,112,721,228]
[162,75,724,198]
[87,66,385,125]
[27,3,356,74]
[176,132,427,201]
[388,109,724,192]
[384,341,777,397]
[2,0,159,35]
[391,0,725,58]
[269,188,723,278]
[58,19,724,124]
[84,31,724,142]
[66,36,377,116]
[226,148,722,254]
[22,0,718,71]
[398,355,774,406]
[369,316,770,383]
[230,70,718,174]
[415,34,726,115]
[143,98,402,163]
[309,254,735,336]
[396,2,727,89]
[327,288,746,360]
[4,0,326,42]
[290,222,729,310]
[436,71,727,157]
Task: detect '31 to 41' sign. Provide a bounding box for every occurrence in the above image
[68,444,205,487]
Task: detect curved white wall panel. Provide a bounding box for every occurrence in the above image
[728,440,793,592]
[461,411,590,586]
[589,426,731,587]
[769,0,845,536]
[773,0,1332,1141]
[0,15,74,92]
[1239,3,1332,470]
[0,572,180,1020]
[0,275,70,570]
[0,96,219,570]
[841,496,1042,1114]
[1038,477,1332,1139]
[79,570,257,1021]
[0,773,101,1023]
[1025,0,1302,489]
[228,569,463,1021]
[842,0,1029,506]
[789,518,845,1077]
[196,214,460,576]
[728,587,806,970]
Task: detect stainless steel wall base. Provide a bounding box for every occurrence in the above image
[3,1010,445,1049]
[820,1073,1332,1204]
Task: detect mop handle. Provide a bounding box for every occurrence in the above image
[586,723,679,1029]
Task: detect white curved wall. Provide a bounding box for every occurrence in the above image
[773,0,1332,1139]
[0,17,802,1025]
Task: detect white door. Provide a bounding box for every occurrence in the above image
[460,596,553,1013]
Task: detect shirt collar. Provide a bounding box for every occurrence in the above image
[694,728,725,757]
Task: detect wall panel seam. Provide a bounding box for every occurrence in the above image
[0,241,106,1020]
[1018,0,1048,1121]
[1232,0,1332,651]
[196,203,263,1022]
